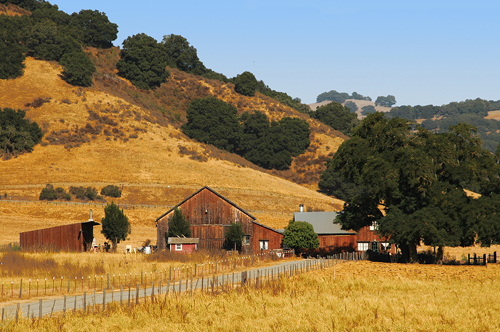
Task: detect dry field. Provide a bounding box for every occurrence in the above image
[2,260,500,331]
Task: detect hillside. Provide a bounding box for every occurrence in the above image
[0,56,345,248]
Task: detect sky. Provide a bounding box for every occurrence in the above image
[53,0,500,106]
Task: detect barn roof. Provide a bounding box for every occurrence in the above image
[293,212,356,235]
[167,237,200,244]
[155,186,257,224]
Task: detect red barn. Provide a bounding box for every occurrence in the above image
[167,237,199,253]
[156,186,283,254]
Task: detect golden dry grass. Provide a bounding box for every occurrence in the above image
[0,250,295,305]
[0,57,345,246]
[4,260,500,331]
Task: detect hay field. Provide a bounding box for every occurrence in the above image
[4,260,500,331]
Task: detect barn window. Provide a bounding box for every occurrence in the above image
[380,242,391,251]
[369,221,378,231]
[371,241,379,252]
[357,242,369,251]
[259,240,269,250]
[243,235,250,246]
[175,244,182,251]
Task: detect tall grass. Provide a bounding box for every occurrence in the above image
[3,261,500,331]
[0,250,292,302]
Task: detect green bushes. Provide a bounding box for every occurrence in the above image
[39,185,124,201]
[69,186,102,201]
[100,185,121,198]
[182,97,311,170]
[181,97,241,153]
[0,107,43,156]
[39,184,71,201]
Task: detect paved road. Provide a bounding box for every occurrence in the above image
[1,258,338,321]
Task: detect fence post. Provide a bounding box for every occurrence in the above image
[484,254,487,266]
[19,279,22,299]
[120,285,123,306]
[15,303,19,322]
[63,295,66,317]
[39,299,42,319]
[495,252,497,264]
[103,288,106,311]
[135,285,139,306]
[107,274,110,290]
[128,284,131,307]
[194,264,197,277]
[83,291,87,313]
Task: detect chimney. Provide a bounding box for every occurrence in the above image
[299,204,304,212]
[89,209,94,222]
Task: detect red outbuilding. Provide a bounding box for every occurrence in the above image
[167,237,199,253]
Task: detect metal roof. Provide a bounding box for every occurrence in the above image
[293,212,355,235]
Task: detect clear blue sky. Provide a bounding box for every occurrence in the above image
[54,0,500,106]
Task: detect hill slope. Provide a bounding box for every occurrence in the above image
[0,57,344,247]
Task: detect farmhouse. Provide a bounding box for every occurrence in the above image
[20,210,99,252]
[294,210,395,254]
[294,211,356,255]
[156,186,283,254]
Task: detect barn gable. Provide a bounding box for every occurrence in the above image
[156,186,258,253]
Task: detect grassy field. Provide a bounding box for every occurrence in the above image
[0,249,296,305]
[2,260,499,331]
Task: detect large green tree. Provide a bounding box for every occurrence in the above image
[101,202,131,251]
[310,102,359,136]
[375,95,397,107]
[167,207,191,238]
[181,97,241,153]
[282,220,319,254]
[238,111,310,170]
[116,33,169,90]
[72,9,118,48]
[324,112,500,262]
[161,34,206,75]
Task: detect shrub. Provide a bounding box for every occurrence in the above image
[100,185,121,198]
[59,51,96,87]
[116,33,169,90]
[69,186,98,201]
[0,107,43,156]
[234,71,257,97]
[39,184,71,201]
